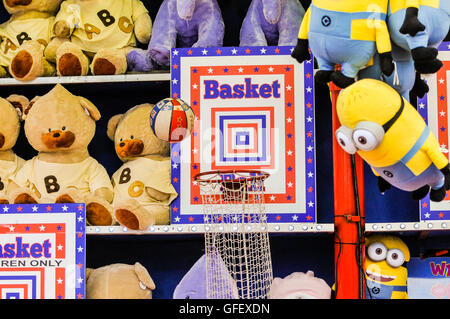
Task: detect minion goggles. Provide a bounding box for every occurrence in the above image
[336,94,404,154]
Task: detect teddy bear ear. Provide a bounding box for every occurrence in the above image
[79,97,101,121]
[21,96,40,121]
[107,114,123,141]
[86,268,94,280]
[6,94,29,121]
[134,262,156,290]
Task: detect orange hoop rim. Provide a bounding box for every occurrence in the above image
[193,169,270,184]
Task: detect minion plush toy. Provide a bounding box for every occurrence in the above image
[291,0,395,88]
[388,0,449,74]
[336,79,450,202]
[365,234,410,299]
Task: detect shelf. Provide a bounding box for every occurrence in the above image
[0,72,170,86]
[365,221,450,233]
[86,222,335,235]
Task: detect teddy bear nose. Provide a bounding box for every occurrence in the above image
[53,132,60,138]
[5,0,32,7]
[119,142,125,147]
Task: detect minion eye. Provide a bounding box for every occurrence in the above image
[336,127,357,154]
[352,129,378,151]
[367,242,387,261]
[386,249,405,268]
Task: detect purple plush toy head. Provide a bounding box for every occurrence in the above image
[177,0,196,20]
[262,0,282,24]
[239,0,305,47]
[127,0,225,71]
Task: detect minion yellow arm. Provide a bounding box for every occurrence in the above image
[375,20,392,54]
[423,134,449,170]
[371,167,380,177]
[297,7,311,40]
[405,0,419,8]
[391,291,408,299]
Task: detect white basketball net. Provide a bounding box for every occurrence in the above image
[196,171,273,299]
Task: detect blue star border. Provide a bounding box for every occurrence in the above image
[169,46,317,224]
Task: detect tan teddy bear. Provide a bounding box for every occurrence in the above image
[86,262,156,299]
[8,84,116,227]
[107,104,178,230]
[0,94,29,204]
[0,0,62,81]
[41,0,152,78]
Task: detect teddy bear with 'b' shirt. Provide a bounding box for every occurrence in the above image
[8,84,117,227]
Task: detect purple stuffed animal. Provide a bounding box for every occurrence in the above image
[127,0,225,71]
[240,0,305,47]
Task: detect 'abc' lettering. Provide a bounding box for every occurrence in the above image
[119,168,131,184]
[16,32,31,45]
[203,78,281,99]
[97,9,116,27]
[44,175,60,194]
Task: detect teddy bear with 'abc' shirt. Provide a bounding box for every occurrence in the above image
[0,0,62,81]
[0,94,29,204]
[43,0,152,78]
[107,104,178,231]
[8,84,116,227]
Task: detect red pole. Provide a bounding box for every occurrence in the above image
[330,82,366,299]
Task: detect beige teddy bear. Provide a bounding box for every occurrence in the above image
[0,94,29,204]
[86,262,156,299]
[0,0,62,81]
[107,104,178,230]
[8,84,116,226]
[41,0,152,78]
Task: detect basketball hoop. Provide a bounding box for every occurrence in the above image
[193,169,273,299]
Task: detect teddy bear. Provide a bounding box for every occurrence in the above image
[239,0,305,47]
[107,104,178,231]
[268,271,332,299]
[28,0,153,78]
[0,94,30,204]
[0,0,62,81]
[127,0,225,72]
[291,0,395,89]
[86,262,156,299]
[7,84,116,226]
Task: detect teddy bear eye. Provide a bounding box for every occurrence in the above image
[62,126,66,131]
[120,138,123,142]
[130,135,134,139]
[48,128,52,133]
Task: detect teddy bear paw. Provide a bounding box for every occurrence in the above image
[86,202,114,226]
[58,53,83,76]
[55,194,76,203]
[91,49,127,76]
[13,193,38,204]
[115,208,141,230]
[0,199,9,205]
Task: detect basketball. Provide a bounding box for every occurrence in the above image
[149,98,195,143]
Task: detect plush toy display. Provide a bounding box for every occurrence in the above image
[173,249,239,299]
[365,234,410,299]
[8,84,116,226]
[127,0,225,72]
[0,0,62,81]
[388,0,449,75]
[268,270,331,299]
[86,262,156,299]
[107,104,178,230]
[336,79,450,202]
[373,0,450,101]
[291,0,395,88]
[0,95,29,204]
[41,0,152,77]
[239,0,305,47]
